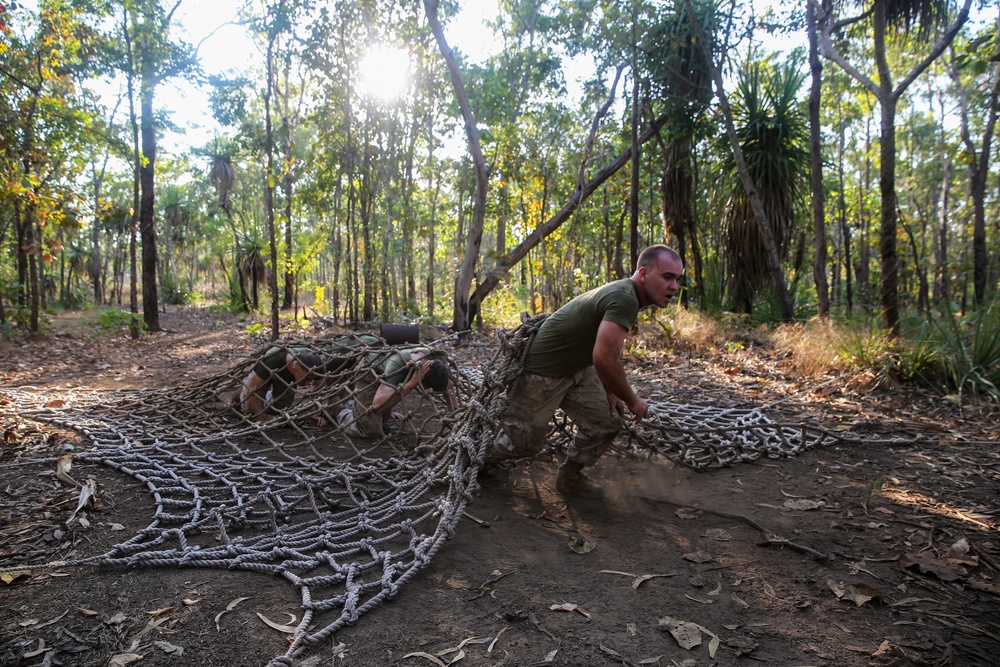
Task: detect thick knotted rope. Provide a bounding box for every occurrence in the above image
[0,318,856,664]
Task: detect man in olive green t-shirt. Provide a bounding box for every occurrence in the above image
[343,346,457,437]
[485,245,684,498]
[238,346,326,422]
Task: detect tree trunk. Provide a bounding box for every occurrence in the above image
[819,0,972,333]
[424,0,489,336]
[950,49,999,308]
[686,0,793,321]
[263,29,280,340]
[629,2,640,272]
[808,0,829,319]
[139,50,161,332]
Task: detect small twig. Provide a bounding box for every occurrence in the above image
[756,535,831,562]
[462,510,490,528]
[469,570,515,600]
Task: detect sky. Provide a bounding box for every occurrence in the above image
[158,0,502,156]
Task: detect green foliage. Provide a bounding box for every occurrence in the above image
[929,305,1000,402]
[95,308,145,338]
[481,283,531,328]
[58,285,91,311]
[160,273,193,306]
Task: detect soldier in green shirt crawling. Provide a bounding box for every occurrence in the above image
[340,345,458,437]
[482,245,684,498]
[238,346,326,422]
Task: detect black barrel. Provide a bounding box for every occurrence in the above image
[379,322,419,345]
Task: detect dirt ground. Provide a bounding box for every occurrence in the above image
[1,307,999,667]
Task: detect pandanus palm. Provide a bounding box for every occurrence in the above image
[721,61,809,315]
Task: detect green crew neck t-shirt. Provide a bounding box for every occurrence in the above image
[523,278,641,377]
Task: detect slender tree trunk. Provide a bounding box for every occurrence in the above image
[819,0,972,332]
[424,0,489,336]
[139,48,160,331]
[808,0,829,318]
[950,45,999,308]
[629,1,640,272]
[263,30,280,340]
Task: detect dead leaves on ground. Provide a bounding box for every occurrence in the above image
[600,569,678,590]
[214,596,251,631]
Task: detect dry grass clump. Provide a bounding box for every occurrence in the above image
[639,306,726,353]
[771,319,848,377]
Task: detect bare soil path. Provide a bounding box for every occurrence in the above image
[1,307,998,667]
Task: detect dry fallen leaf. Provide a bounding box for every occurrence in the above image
[401,651,447,667]
[899,552,969,582]
[22,639,48,659]
[67,479,96,524]
[108,653,144,667]
[549,602,592,619]
[701,528,732,541]
[215,596,251,631]
[682,551,714,564]
[0,570,31,585]
[827,580,885,606]
[658,616,701,650]
[783,499,825,511]
[55,453,79,487]
[146,607,173,617]
[182,598,200,606]
[257,612,299,633]
[155,640,184,655]
[77,608,99,617]
[727,636,758,656]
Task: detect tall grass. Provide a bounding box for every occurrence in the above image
[929,304,1000,402]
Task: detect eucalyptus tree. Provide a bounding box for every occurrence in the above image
[119,0,196,332]
[817,0,973,335]
[807,0,829,318]
[947,22,999,307]
[423,0,489,335]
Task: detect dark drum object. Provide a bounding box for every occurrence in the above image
[380,322,419,345]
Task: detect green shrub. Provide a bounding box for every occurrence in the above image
[160,273,193,306]
[930,304,1000,402]
[95,308,146,337]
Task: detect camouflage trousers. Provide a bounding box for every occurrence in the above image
[491,366,621,468]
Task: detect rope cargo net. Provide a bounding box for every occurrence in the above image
[0,317,853,664]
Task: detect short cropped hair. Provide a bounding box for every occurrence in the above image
[637,245,681,269]
[295,352,324,370]
[421,359,451,392]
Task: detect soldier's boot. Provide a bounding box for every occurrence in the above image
[555,460,603,498]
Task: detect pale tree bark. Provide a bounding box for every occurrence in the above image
[816,0,972,334]
[424,0,489,336]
